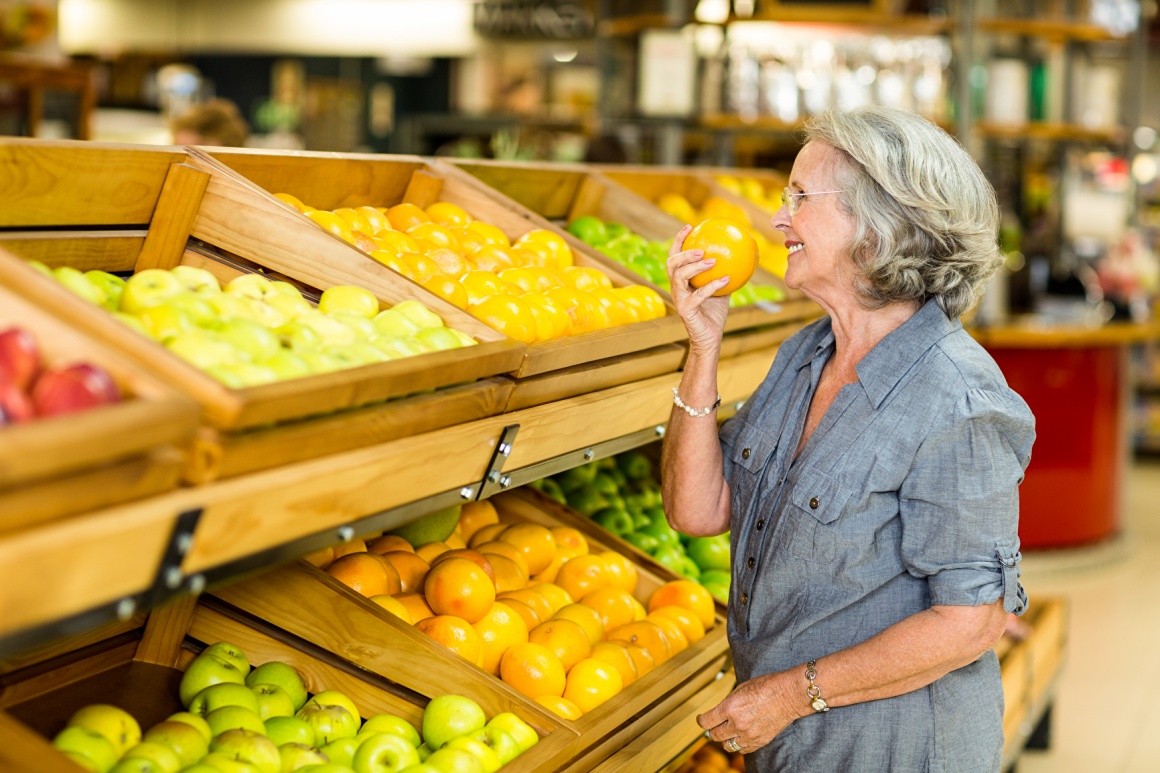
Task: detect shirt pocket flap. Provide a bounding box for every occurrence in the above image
[790,469,852,525]
[730,425,776,473]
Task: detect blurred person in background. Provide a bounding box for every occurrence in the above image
[169,98,249,147]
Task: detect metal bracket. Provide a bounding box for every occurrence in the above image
[476,424,520,500]
[146,507,203,608]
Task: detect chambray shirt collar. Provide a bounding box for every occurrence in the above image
[793,298,961,409]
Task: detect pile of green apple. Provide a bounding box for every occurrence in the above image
[31,261,478,389]
[565,216,786,309]
[532,451,731,604]
[52,640,539,773]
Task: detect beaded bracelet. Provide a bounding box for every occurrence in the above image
[672,387,722,417]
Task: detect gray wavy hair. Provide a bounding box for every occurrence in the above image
[802,106,1002,319]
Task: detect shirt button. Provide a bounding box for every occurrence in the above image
[742,448,751,459]
[747,557,755,569]
[809,497,820,509]
[756,519,765,530]
[741,592,748,605]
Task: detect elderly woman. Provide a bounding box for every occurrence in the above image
[661,106,1035,772]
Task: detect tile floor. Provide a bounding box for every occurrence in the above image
[1016,459,1160,773]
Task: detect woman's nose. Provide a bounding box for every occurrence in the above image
[771,208,791,232]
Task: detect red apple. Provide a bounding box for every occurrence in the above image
[0,381,35,424]
[0,328,40,390]
[31,363,121,417]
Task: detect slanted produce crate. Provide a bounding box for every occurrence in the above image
[208,491,732,773]
[0,138,523,483]
[0,594,570,773]
[0,265,199,529]
[194,148,688,408]
[999,598,1067,768]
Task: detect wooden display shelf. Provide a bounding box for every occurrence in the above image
[975,121,1126,144]
[999,598,1067,769]
[198,148,687,381]
[977,17,1129,42]
[0,594,571,773]
[0,271,199,530]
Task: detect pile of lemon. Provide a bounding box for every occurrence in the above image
[278,194,666,345]
[658,191,789,279]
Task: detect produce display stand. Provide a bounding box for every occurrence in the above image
[0,277,200,530]
[0,139,525,484]
[194,148,689,412]
[999,598,1067,768]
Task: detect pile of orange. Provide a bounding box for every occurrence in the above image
[276,193,666,345]
[305,499,717,721]
[674,742,746,773]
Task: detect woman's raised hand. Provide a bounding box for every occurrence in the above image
[667,224,731,356]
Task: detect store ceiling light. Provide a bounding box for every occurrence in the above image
[553,50,578,63]
[694,0,730,25]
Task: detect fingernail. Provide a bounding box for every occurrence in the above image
[702,258,715,265]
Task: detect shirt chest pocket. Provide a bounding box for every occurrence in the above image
[727,426,777,515]
[783,468,854,563]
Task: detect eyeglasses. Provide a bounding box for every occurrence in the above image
[781,187,844,217]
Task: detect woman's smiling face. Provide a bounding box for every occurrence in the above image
[772,141,860,309]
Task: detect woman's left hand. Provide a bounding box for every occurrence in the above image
[696,671,803,754]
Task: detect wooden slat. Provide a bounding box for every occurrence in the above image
[0,615,145,677]
[135,596,198,668]
[0,231,144,272]
[401,169,445,210]
[0,712,84,772]
[970,320,1160,348]
[506,344,684,412]
[0,641,137,710]
[134,163,210,271]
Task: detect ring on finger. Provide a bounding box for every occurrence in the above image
[725,738,741,753]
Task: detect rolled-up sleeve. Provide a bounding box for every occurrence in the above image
[899,387,1035,615]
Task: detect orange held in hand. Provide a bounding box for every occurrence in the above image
[683,218,758,297]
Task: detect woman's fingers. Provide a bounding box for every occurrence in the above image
[669,224,693,257]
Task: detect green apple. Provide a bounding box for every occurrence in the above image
[180,654,248,707]
[298,351,341,373]
[320,737,359,767]
[567,215,608,245]
[443,737,500,773]
[264,716,314,747]
[464,727,519,765]
[484,713,537,754]
[686,536,730,573]
[319,286,379,319]
[638,518,680,547]
[293,310,357,349]
[110,758,165,773]
[417,744,431,761]
[277,742,329,771]
[111,311,151,336]
[208,293,256,320]
[257,351,312,380]
[328,311,378,342]
[175,765,221,773]
[371,337,425,360]
[677,556,701,580]
[84,270,127,310]
[143,721,209,767]
[67,704,141,757]
[246,662,309,711]
[397,766,438,773]
[352,732,420,773]
[371,310,420,339]
[332,343,388,368]
[266,287,311,320]
[191,683,261,717]
[225,274,276,301]
[424,747,482,773]
[209,362,278,388]
[209,729,280,773]
[290,765,356,773]
[413,327,463,353]
[296,704,358,745]
[167,712,213,742]
[121,741,183,773]
[199,752,262,773]
[168,293,219,326]
[250,683,296,720]
[244,299,289,330]
[168,331,244,370]
[215,319,281,362]
[54,265,107,306]
[302,691,361,725]
[27,259,53,276]
[622,532,659,554]
[447,329,477,348]
[172,265,222,296]
[421,695,485,751]
[591,507,634,537]
[206,706,267,738]
[137,303,193,342]
[276,320,323,351]
[356,715,420,749]
[53,726,119,772]
[392,300,443,330]
[122,269,185,313]
[651,544,686,575]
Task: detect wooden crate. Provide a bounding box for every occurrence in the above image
[208,491,731,773]
[196,148,688,382]
[0,276,199,530]
[0,594,572,773]
[999,598,1067,768]
[0,139,525,483]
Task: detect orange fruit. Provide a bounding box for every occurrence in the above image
[589,289,635,327]
[553,603,605,646]
[472,601,530,675]
[499,523,557,575]
[497,588,554,623]
[422,275,469,309]
[559,266,612,292]
[500,597,542,633]
[306,210,354,241]
[472,540,528,575]
[415,615,483,665]
[380,551,431,593]
[424,248,469,277]
[333,207,375,235]
[347,229,380,252]
[468,523,510,549]
[608,621,671,665]
[693,748,731,770]
[499,267,554,295]
[426,202,473,227]
[444,532,467,550]
[563,658,623,713]
[529,618,592,673]
[355,205,390,234]
[369,594,413,624]
[302,546,334,567]
[370,250,415,279]
[367,535,414,554]
[530,554,564,584]
[521,293,573,340]
[486,553,529,593]
[649,605,705,645]
[589,641,639,687]
[466,221,510,247]
[468,295,538,344]
[394,593,435,623]
[701,196,750,223]
[600,552,638,593]
[500,643,566,699]
[535,695,583,721]
[550,528,589,560]
[648,580,716,630]
[424,557,497,623]
[625,643,656,677]
[400,252,441,284]
[580,587,638,634]
[326,552,400,597]
[332,538,368,559]
[469,244,516,273]
[415,541,452,564]
[545,287,597,334]
[682,218,758,297]
[374,231,420,255]
[528,583,573,615]
[516,229,574,268]
[458,270,508,304]
[387,203,431,231]
[431,549,496,584]
[555,555,611,602]
[408,223,462,253]
[631,595,648,622]
[458,501,500,542]
[275,192,313,213]
[646,612,689,656]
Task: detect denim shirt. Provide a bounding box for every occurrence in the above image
[719,299,1035,773]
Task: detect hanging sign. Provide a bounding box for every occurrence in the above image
[473,0,595,40]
